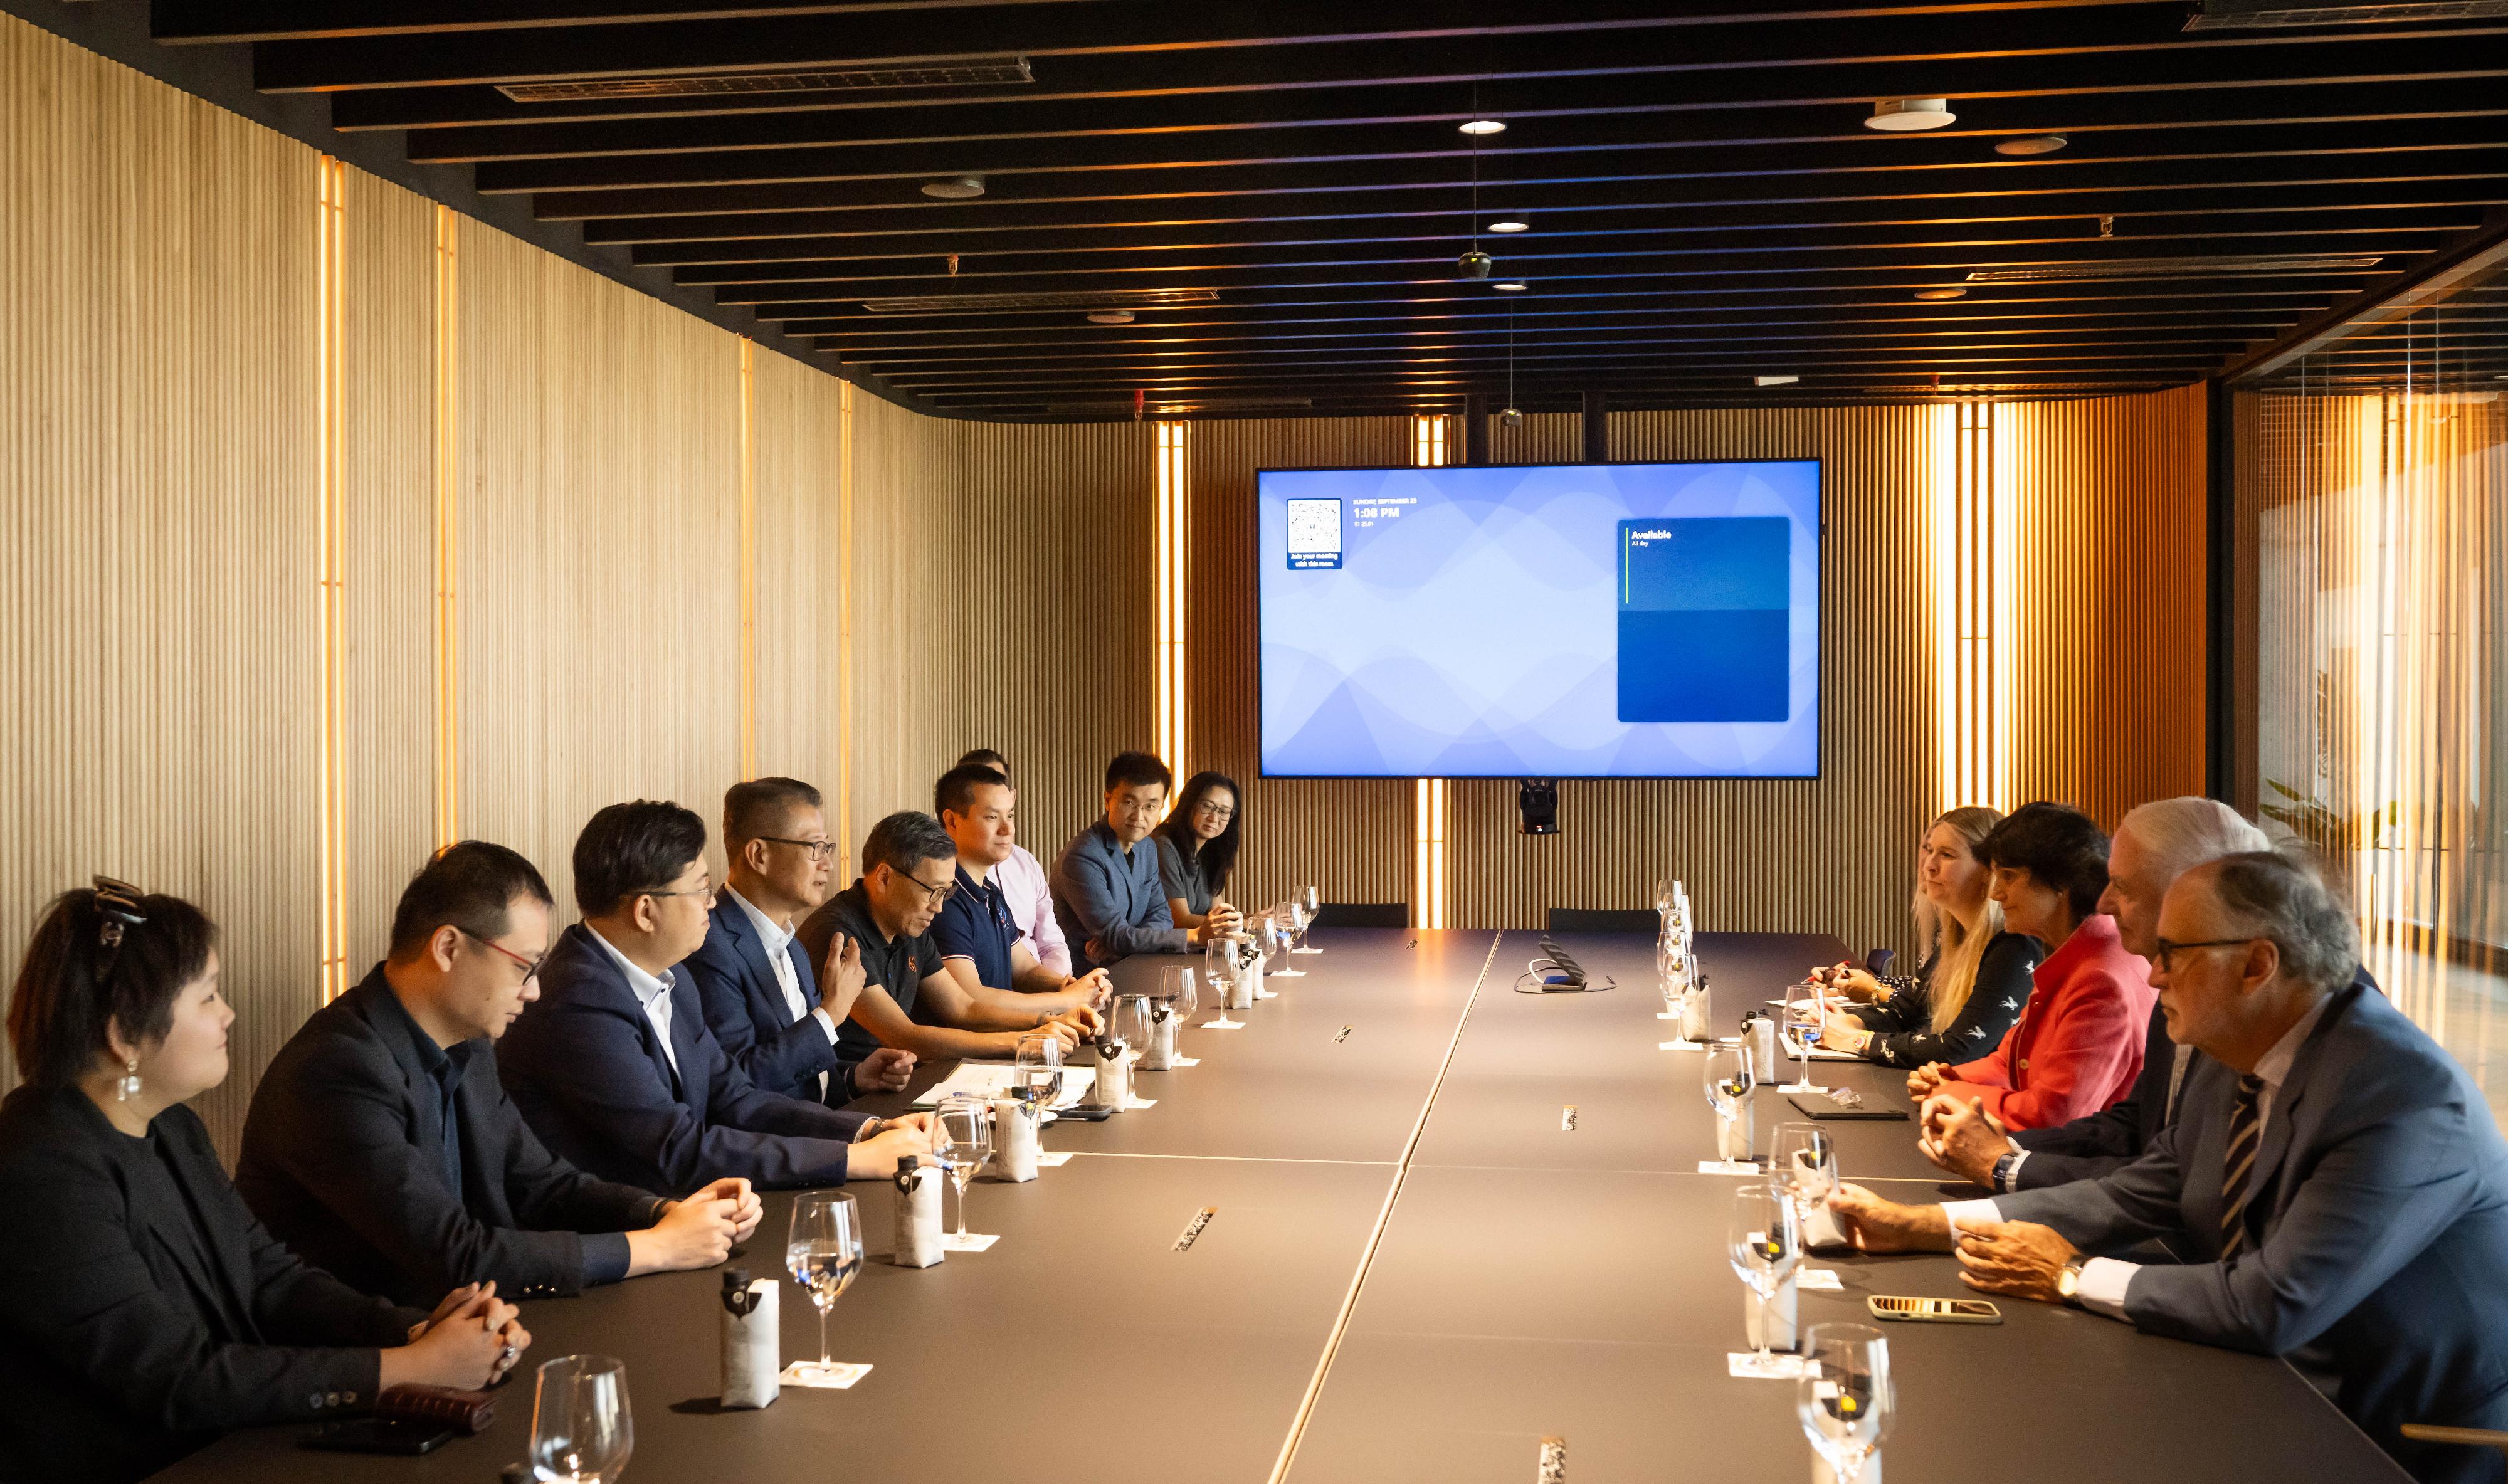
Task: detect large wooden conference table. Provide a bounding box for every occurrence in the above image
[161,928,2406,1483]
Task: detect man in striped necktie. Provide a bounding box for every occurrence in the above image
[1828,852,2508,1484]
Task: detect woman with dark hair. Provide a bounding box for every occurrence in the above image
[0,881,532,1484]
[1156,771,1244,933]
[1908,803,2156,1133]
[1811,806,2045,1070]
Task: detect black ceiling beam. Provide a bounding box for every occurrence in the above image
[403,36,2508,165]
[250,1,2183,93]
[150,0,1090,44]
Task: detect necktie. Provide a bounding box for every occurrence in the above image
[2219,1073,2265,1258]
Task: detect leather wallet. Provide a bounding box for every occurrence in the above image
[376,1384,498,1434]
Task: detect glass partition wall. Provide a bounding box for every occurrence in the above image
[2231,239,2508,1122]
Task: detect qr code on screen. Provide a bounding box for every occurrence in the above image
[1285,498,1342,569]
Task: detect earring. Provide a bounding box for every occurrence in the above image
[114,1056,142,1103]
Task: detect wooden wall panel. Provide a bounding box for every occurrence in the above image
[2003,384,2210,825]
[0,14,320,1153]
[337,167,437,974]
[451,218,745,910]
[749,347,848,835]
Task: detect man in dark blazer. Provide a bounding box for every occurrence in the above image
[1833,853,2508,1484]
[498,801,932,1196]
[240,843,757,1307]
[680,776,914,1105]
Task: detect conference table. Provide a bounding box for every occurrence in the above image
[161,927,2407,1483]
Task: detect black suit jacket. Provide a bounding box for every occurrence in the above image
[0,1085,419,1484]
[2011,964,2381,1191]
[680,893,859,1104]
[237,967,667,1307]
[497,923,870,1196]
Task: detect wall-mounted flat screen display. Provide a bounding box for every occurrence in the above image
[1257,460,1820,779]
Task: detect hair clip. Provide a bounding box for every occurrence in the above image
[90,875,147,952]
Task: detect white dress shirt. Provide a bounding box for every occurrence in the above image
[725,886,838,1097]
[586,925,682,1080]
[1944,994,2334,1320]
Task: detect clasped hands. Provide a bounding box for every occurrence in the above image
[394,1280,532,1391]
[1823,1183,2079,1305]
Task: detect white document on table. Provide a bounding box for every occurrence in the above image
[910,1061,1094,1109]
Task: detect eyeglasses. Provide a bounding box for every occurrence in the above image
[1193,801,1235,821]
[2151,936,2261,974]
[888,868,954,907]
[641,877,715,906]
[761,838,838,863]
[459,925,551,982]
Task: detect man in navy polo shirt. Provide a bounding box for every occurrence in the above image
[930,764,1112,1002]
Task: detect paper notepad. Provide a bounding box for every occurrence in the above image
[910,1061,1093,1109]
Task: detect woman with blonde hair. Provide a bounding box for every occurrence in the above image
[1812,806,2044,1069]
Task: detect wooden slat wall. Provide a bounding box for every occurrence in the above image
[450,216,746,913]
[2003,384,2210,824]
[337,168,437,974]
[749,345,849,843]
[0,14,321,1148]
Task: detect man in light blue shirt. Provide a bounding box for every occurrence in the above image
[1052,752,1236,971]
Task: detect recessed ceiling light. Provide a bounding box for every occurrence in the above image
[920,174,986,199]
[1865,98,1956,132]
[1487,219,1530,233]
[1914,287,1967,300]
[1754,375,1801,387]
[1492,280,1529,292]
[1995,135,2068,156]
[1459,118,1507,135]
[1087,310,1134,324]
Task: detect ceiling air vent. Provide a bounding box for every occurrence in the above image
[2185,0,2508,28]
[858,288,1220,315]
[1968,253,2382,283]
[498,57,1031,103]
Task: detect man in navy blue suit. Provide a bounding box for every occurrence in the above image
[681,777,915,1107]
[1832,853,2508,1484]
[499,801,932,1197]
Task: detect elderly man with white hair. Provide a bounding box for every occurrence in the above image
[1922,796,2272,1192]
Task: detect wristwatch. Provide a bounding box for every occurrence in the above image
[1990,1152,2020,1192]
[2057,1255,2089,1308]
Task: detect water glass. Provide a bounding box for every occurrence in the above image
[1293,884,1321,942]
[528,1355,632,1483]
[1727,1187,1801,1372]
[1770,1122,1839,1227]
[932,1097,993,1241]
[782,1194,862,1385]
[1267,908,1305,977]
[1798,1323,1894,1484]
[1703,1042,1754,1119]
[1012,1032,1063,1115]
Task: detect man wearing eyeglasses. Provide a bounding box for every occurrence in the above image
[797,810,1098,1065]
[500,801,935,1197]
[240,843,756,1307]
[681,777,915,1106]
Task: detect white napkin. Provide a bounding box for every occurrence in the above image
[892,1162,945,1268]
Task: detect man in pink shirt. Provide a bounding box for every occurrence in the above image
[954,749,1072,979]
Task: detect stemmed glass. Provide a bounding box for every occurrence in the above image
[1655,936,1683,1018]
[1203,937,1245,1025]
[1012,1032,1063,1122]
[1152,964,1197,1065]
[931,1097,993,1245]
[1252,913,1290,993]
[1705,1041,1755,1163]
[1291,885,1322,952]
[1776,987,1826,1092]
[1769,1122,1839,1236]
[782,1194,863,1386]
[1798,1323,1894,1483]
[1107,994,1153,1063]
[528,1355,632,1483]
[1727,1186,1801,1377]
[1267,905,1307,977]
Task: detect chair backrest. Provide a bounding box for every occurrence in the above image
[1313,902,1408,929]
[1863,947,1896,976]
[1546,908,1658,935]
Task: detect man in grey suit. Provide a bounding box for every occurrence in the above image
[1831,851,2508,1484]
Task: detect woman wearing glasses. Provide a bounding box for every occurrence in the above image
[1813,806,2045,1070]
[1156,771,1246,937]
[0,883,530,1484]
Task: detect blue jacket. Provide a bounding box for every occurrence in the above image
[679,893,860,1105]
[1052,820,1188,970]
[497,924,869,1197]
[1999,980,2508,1483]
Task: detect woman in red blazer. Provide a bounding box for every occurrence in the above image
[1909,802,2156,1132]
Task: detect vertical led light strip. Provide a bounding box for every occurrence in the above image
[1939,401,2009,812]
[836,380,855,856]
[316,158,349,1001]
[1154,421,1189,779]
[431,204,461,848]
[1410,414,1449,929]
[738,340,758,780]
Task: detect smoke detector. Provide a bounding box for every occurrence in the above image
[1866,98,1956,132]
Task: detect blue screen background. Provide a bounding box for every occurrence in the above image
[1257,461,1820,778]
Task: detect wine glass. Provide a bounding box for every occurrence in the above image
[1107,993,1154,1058]
[1703,1042,1754,1119]
[1012,1032,1063,1119]
[1798,1323,1894,1483]
[1769,1122,1838,1233]
[528,1355,632,1483]
[1159,962,1199,1022]
[1655,937,1682,1016]
[1291,886,1322,952]
[1727,1186,1801,1376]
[1203,937,1242,1019]
[1777,987,1825,1092]
[931,1097,992,1245]
[1267,906,1306,977]
[782,1194,863,1386]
